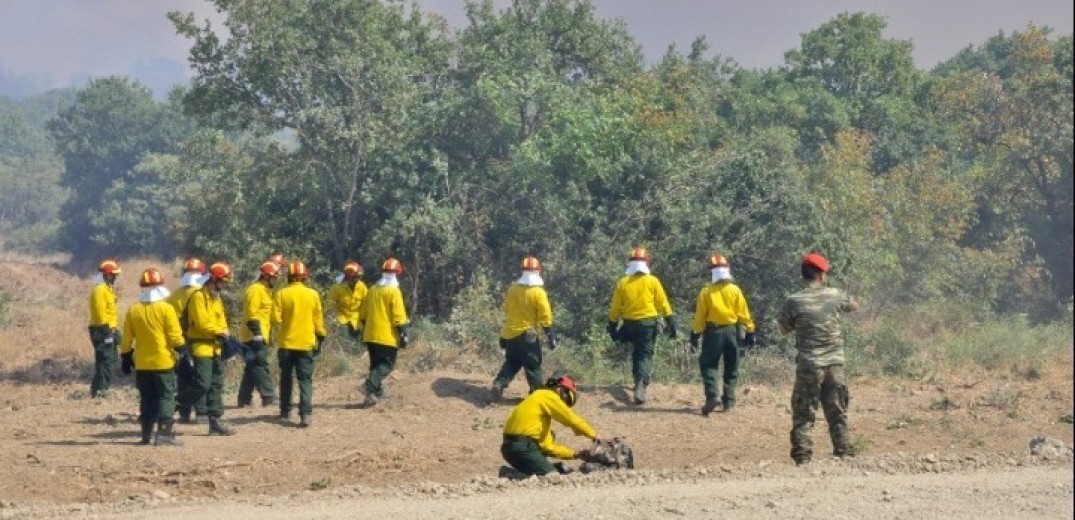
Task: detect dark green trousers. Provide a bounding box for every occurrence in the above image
[89,327,117,397]
[493,334,543,393]
[364,343,398,397]
[238,341,276,405]
[699,324,740,405]
[177,356,224,418]
[279,349,315,415]
[790,364,851,463]
[501,435,556,476]
[621,319,658,385]
[136,370,177,423]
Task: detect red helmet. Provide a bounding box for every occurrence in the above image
[208,261,233,282]
[182,257,206,273]
[98,259,122,275]
[258,261,280,278]
[521,256,542,271]
[381,258,404,274]
[707,253,730,269]
[343,261,364,278]
[269,252,287,267]
[546,374,578,407]
[802,253,829,273]
[629,247,650,262]
[288,260,309,278]
[139,268,164,287]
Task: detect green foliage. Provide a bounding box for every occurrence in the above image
[0,288,11,327]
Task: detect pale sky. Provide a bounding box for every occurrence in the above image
[0,0,1071,97]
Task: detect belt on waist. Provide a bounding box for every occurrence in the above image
[706,323,737,329]
[503,434,536,443]
[621,317,659,325]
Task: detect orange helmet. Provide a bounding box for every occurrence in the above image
[98,259,122,275]
[707,253,730,269]
[139,268,165,287]
[381,258,404,274]
[629,247,650,262]
[258,261,280,278]
[288,260,309,278]
[802,253,829,273]
[521,256,542,271]
[208,261,233,282]
[182,257,206,273]
[269,252,287,267]
[546,374,578,407]
[342,261,364,278]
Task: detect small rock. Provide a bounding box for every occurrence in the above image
[151,490,170,500]
[1028,436,1071,457]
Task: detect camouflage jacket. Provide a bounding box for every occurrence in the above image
[778,282,857,368]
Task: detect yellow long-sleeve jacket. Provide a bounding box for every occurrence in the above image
[120,300,186,370]
[359,284,408,347]
[328,281,367,329]
[239,281,274,343]
[500,283,553,340]
[608,273,672,322]
[88,283,118,328]
[691,281,755,334]
[166,284,201,334]
[503,389,597,460]
[184,287,229,358]
[272,281,326,351]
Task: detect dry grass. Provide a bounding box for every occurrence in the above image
[0,252,173,380]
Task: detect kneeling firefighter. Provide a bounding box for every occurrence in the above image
[501,375,600,476]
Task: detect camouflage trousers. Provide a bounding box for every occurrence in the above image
[790,364,851,463]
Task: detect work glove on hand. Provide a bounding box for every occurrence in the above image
[397,326,410,349]
[313,335,325,358]
[111,329,122,347]
[689,332,701,354]
[606,321,619,342]
[743,332,756,349]
[544,327,558,351]
[176,347,194,368]
[664,316,678,339]
[120,352,133,375]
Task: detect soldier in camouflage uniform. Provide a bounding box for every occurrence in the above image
[778,253,858,465]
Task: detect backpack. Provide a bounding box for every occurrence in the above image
[580,437,635,473]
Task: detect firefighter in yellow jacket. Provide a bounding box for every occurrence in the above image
[501,375,598,476]
[358,258,409,406]
[119,269,186,446]
[607,247,676,404]
[177,261,236,435]
[168,257,206,420]
[88,259,122,398]
[328,261,367,345]
[690,253,755,415]
[237,261,280,408]
[491,256,556,399]
[272,260,326,427]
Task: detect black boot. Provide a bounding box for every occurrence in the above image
[633,381,647,404]
[140,418,154,445]
[701,397,720,417]
[155,420,182,446]
[208,417,236,436]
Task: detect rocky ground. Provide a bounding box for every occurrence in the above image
[0,366,1071,519]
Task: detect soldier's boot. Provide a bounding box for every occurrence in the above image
[831,426,854,458]
[299,414,312,428]
[721,397,736,413]
[236,396,252,408]
[721,384,737,412]
[489,385,504,401]
[139,418,155,445]
[208,417,236,436]
[553,462,574,475]
[279,409,292,423]
[154,420,182,446]
[633,380,647,405]
[261,396,276,407]
[701,397,720,417]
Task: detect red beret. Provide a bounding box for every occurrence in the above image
[802,253,829,272]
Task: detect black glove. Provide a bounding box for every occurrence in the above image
[665,316,678,339]
[111,328,122,347]
[544,327,558,351]
[743,332,756,349]
[689,332,700,354]
[606,321,619,342]
[176,347,194,368]
[314,334,325,358]
[120,352,133,375]
[397,326,409,349]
